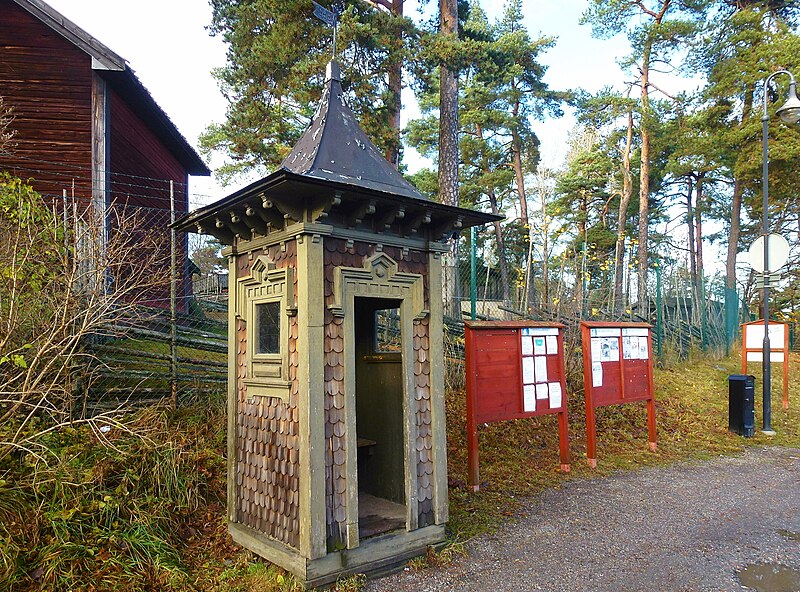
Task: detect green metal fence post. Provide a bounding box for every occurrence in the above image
[724,287,738,356]
[470,226,477,321]
[656,262,663,363]
[700,274,708,351]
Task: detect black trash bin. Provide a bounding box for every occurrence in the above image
[728,374,755,437]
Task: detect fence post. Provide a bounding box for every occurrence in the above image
[724,288,738,355]
[700,274,708,351]
[470,226,477,320]
[656,261,663,364]
[170,180,178,408]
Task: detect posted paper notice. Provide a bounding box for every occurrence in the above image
[522,356,535,384]
[592,361,603,386]
[534,356,548,382]
[536,383,549,400]
[533,336,546,356]
[548,382,562,408]
[523,384,536,412]
[521,335,533,356]
[546,335,557,355]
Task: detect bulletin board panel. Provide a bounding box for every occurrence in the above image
[741,320,789,410]
[580,321,657,468]
[465,321,570,491]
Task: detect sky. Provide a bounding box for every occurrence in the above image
[41,0,723,275]
[43,0,637,206]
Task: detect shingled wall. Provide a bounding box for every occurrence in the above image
[234,241,300,549]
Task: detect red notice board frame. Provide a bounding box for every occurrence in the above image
[465,321,570,491]
[741,320,789,410]
[580,321,657,468]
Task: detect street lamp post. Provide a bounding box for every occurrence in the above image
[759,70,800,434]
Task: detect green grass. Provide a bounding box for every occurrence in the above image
[4,351,799,590]
[443,351,800,543]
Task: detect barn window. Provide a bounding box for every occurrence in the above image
[256,301,281,354]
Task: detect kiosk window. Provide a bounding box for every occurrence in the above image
[256,301,281,354]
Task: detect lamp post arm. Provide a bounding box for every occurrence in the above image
[763,70,796,116]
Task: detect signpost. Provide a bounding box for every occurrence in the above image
[464,321,570,491]
[580,321,657,468]
[746,232,789,434]
[742,320,790,410]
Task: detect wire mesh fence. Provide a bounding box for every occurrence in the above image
[4,171,768,419]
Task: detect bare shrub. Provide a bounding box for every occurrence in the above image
[0,96,15,154]
[0,174,170,460]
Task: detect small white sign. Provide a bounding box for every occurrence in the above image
[546,335,557,355]
[522,356,535,384]
[596,337,620,362]
[745,323,786,349]
[622,328,649,337]
[521,335,534,356]
[523,384,536,412]
[528,327,559,336]
[533,336,547,356]
[591,328,622,337]
[592,361,603,386]
[638,336,649,359]
[548,382,562,408]
[747,351,785,363]
[536,383,549,400]
[534,356,548,382]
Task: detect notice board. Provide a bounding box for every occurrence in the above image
[464,321,570,491]
[741,320,789,409]
[580,321,657,468]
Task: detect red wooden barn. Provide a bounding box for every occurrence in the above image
[0,0,210,307]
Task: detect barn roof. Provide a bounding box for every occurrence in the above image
[11,0,210,176]
[175,60,500,245]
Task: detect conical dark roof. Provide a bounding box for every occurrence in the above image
[173,60,502,244]
[280,60,429,202]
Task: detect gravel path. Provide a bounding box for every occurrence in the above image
[366,447,800,592]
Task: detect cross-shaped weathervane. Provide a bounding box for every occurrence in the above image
[312,1,345,58]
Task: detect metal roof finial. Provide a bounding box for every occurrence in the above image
[312,1,345,61]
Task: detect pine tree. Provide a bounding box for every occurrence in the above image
[201,0,414,182]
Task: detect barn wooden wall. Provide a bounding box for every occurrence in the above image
[0,0,93,198]
[107,87,187,211]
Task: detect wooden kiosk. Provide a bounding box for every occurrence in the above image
[175,61,498,586]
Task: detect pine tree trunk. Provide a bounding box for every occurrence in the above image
[726,84,752,290]
[695,176,704,311]
[488,190,511,304]
[637,45,652,307]
[686,178,698,313]
[577,193,587,312]
[613,111,634,316]
[385,0,403,168]
[439,0,459,316]
[477,123,511,305]
[438,0,459,209]
[511,123,535,311]
[636,0,671,308]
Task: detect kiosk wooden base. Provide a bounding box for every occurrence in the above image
[230,523,446,588]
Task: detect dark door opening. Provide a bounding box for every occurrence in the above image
[354,297,407,539]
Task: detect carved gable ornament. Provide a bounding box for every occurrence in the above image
[329,252,428,320]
